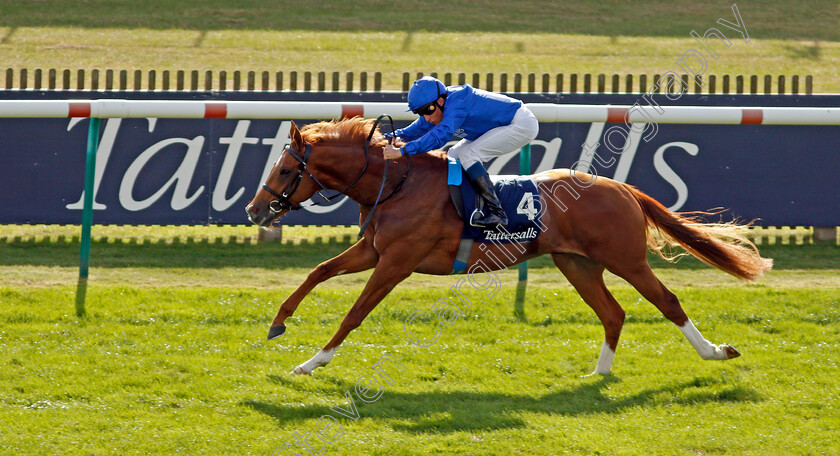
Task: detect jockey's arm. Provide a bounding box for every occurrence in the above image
[400,105,466,156]
[383,118,429,143]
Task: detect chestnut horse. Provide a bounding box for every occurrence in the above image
[245,118,772,376]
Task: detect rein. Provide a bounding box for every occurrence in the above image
[357,115,411,238]
[262,116,411,238]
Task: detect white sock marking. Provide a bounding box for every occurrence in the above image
[593,341,616,375]
[292,348,337,375]
[679,320,728,360]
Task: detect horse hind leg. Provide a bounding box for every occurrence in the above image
[552,253,625,375]
[611,262,740,361]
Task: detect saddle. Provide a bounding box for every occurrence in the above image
[446,157,543,273]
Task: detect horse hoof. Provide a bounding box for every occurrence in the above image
[290,366,311,376]
[585,370,611,377]
[724,344,741,359]
[267,325,286,340]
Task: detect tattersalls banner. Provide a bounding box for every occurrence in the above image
[0,90,837,226]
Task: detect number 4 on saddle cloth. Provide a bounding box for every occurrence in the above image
[447,157,543,274]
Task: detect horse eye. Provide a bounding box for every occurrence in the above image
[280,169,291,175]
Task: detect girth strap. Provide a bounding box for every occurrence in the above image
[450,238,474,274]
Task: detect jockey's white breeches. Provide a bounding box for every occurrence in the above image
[447,105,539,171]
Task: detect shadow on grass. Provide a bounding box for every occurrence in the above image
[0,235,354,269]
[242,375,761,433]
[0,236,835,270]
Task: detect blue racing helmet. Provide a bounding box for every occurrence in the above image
[407,76,447,112]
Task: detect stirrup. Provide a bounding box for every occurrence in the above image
[469,209,506,228]
[469,209,485,227]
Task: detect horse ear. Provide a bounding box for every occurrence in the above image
[289,121,304,148]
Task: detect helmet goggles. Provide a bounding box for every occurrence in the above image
[412,101,438,116]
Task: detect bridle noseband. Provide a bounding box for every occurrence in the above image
[261,143,317,213]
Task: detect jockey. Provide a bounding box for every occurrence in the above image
[383,76,539,228]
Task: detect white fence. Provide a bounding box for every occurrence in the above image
[0,100,839,124]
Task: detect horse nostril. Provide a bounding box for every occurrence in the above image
[249,206,259,214]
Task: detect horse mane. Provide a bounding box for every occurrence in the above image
[299,117,391,147]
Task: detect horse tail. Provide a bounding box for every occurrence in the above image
[626,185,773,281]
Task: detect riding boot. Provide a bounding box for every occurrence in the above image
[469,172,509,227]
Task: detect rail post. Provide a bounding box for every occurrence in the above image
[514,143,531,320]
[518,143,531,282]
[76,117,101,316]
[79,117,100,279]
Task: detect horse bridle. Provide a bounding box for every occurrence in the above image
[261,116,411,232]
[261,142,346,213]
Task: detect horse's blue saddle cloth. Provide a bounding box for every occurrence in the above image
[447,157,543,245]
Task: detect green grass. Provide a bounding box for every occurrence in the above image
[1,283,838,455]
[1,1,839,91]
[1,226,839,454]
[1,0,836,38]
[1,225,838,289]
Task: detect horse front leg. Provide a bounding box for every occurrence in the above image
[269,238,379,339]
[291,254,417,375]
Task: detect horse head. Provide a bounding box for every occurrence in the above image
[246,121,322,226]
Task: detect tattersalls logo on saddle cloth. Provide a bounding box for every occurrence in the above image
[483,226,539,242]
